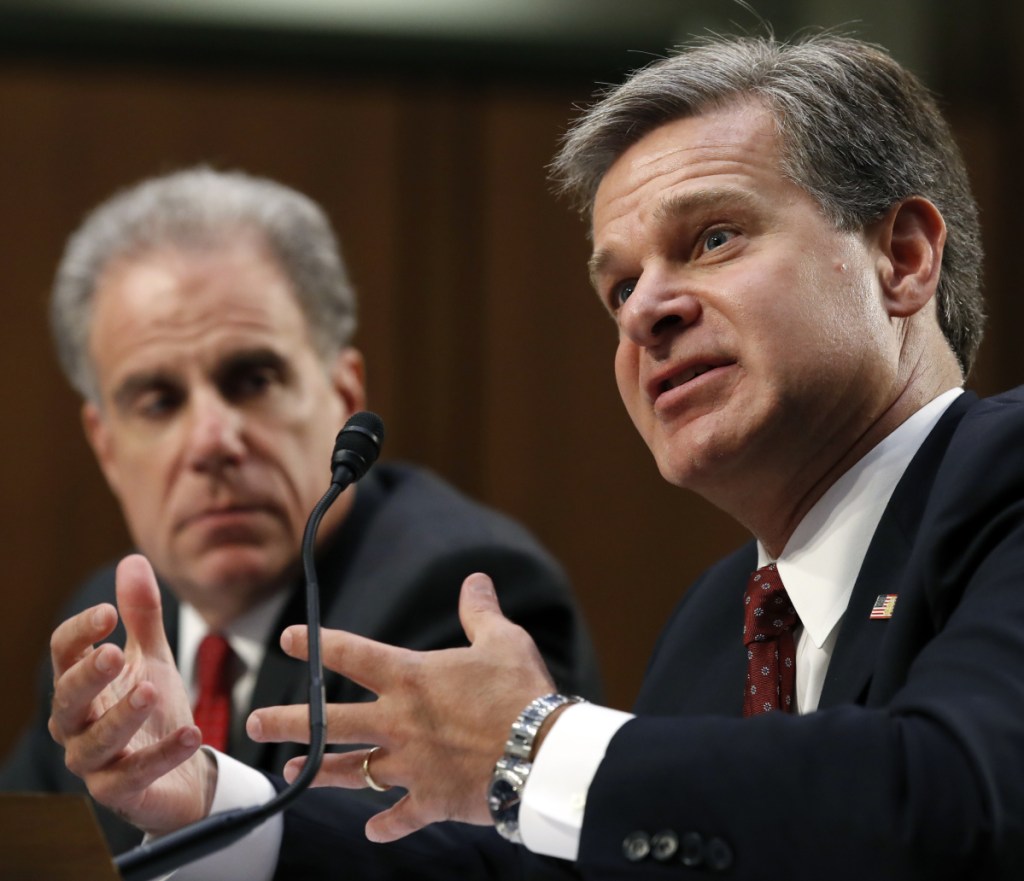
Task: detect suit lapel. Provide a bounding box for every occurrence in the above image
[817,515,912,707]
[818,392,974,708]
[635,547,754,717]
[160,581,180,658]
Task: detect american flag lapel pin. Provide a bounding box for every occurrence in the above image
[870,594,898,620]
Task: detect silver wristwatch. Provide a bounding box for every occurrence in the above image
[487,693,585,843]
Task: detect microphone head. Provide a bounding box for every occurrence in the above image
[331,411,385,483]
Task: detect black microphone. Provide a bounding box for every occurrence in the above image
[114,411,385,881]
[331,410,385,485]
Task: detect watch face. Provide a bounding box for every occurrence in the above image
[488,775,521,817]
[488,766,526,843]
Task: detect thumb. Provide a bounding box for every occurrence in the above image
[364,794,436,844]
[115,554,174,660]
[458,573,505,644]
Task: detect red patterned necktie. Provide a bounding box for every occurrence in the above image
[743,563,799,717]
[193,633,236,752]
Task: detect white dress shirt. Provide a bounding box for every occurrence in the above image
[169,388,963,877]
[178,588,289,749]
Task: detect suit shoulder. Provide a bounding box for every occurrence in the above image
[935,387,1024,484]
[58,562,120,617]
[368,461,555,557]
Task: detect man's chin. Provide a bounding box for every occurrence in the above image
[653,433,740,496]
[172,546,294,613]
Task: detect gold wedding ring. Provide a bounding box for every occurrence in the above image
[361,746,392,792]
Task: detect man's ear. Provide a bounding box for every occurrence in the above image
[873,196,946,318]
[81,401,123,498]
[331,347,367,415]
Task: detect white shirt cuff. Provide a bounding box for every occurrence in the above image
[519,703,634,861]
[160,748,283,881]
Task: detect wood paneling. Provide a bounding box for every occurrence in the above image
[1,38,1021,759]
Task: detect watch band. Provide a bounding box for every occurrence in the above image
[489,693,586,843]
[505,693,585,761]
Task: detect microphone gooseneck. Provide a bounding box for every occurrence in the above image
[115,411,385,881]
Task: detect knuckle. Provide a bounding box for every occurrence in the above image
[64,744,86,777]
[47,715,65,745]
[506,623,531,647]
[89,775,128,808]
[125,747,157,783]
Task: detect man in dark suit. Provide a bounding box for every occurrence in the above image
[0,167,601,855]
[43,32,1024,880]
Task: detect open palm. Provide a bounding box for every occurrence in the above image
[49,555,213,836]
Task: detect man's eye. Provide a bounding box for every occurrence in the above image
[229,366,278,399]
[703,229,735,252]
[136,389,180,419]
[613,279,638,306]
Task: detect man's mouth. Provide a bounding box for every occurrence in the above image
[660,364,716,393]
[178,504,272,532]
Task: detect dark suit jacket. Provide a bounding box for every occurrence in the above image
[0,461,602,856]
[577,388,1024,879]
[272,388,1024,880]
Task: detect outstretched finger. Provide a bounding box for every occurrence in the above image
[283,749,377,790]
[89,725,203,810]
[62,681,165,776]
[280,626,406,696]
[247,701,381,747]
[51,603,119,680]
[458,573,507,644]
[50,642,126,738]
[364,794,437,844]
[115,555,175,662]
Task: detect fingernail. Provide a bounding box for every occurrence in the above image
[247,713,263,740]
[280,630,293,652]
[129,687,150,710]
[469,575,495,598]
[91,607,107,628]
[180,727,200,749]
[94,647,113,674]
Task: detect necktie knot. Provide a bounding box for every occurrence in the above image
[743,564,798,646]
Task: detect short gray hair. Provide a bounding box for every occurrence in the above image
[51,167,358,402]
[551,33,985,376]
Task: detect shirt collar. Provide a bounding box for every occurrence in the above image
[179,587,291,699]
[757,387,963,649]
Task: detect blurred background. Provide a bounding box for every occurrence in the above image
[2,0,1022,757]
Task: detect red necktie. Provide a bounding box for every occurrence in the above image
[193,633,236,752]
[743,563,799,717]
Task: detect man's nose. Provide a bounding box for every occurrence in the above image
[617,270,701,349]
[184,393,246,471]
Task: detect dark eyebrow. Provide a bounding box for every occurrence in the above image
[588,187,762,289]
[112,370,179,412]
[651,187,761,226]
[212,347,290,386]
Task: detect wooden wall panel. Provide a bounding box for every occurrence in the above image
[1,56,697,756]
[2,32,1023,761]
